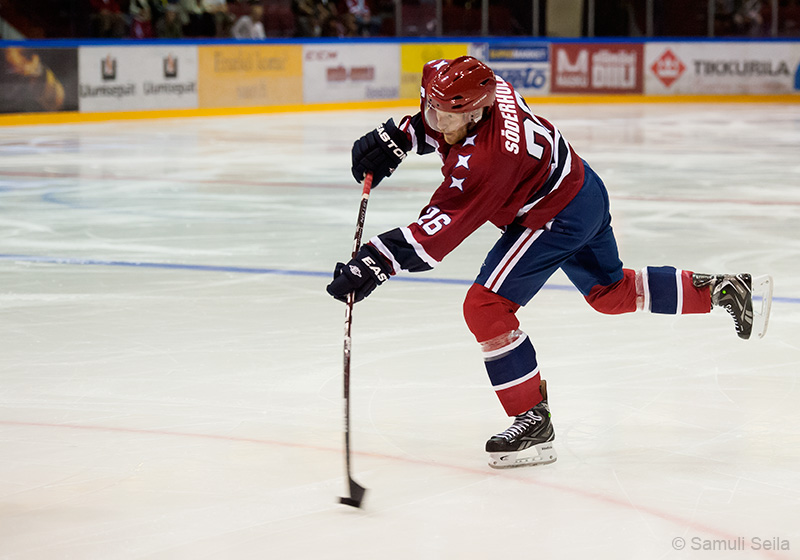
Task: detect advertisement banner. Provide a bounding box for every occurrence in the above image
[646,42,800,95]
[551,43,644,95]
[79,46,198,113]
[471,42,550,97]
[198,45,302,108]
[1,47,78,114]
[400,43,468,99]
[303,44,399,104]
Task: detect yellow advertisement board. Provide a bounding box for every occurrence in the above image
[400,43,468,100]
[198,45,302,108]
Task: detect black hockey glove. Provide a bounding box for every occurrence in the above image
[327,244,392,303]
[351,118,412,187]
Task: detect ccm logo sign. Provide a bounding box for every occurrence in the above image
[306,50,337,61]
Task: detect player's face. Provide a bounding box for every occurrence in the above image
[424,103,471,145]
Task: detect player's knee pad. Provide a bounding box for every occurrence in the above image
[463,283,521,343]
[585,268,638,314]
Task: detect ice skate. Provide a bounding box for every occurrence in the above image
[486,380,556,469]
[693,273,773,340]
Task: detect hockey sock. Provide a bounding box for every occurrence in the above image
[637,266,711,314]
[481,330,543,416]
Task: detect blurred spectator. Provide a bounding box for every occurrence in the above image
[203,0,234,37]
[89,0,127,38]
[290,0,349,37]
[716,0,764,36]
[783,0,800,35]
[732,0,763,35]
[232,2,266,38]
[292,0,321,36]
[157,4,185,37]
[344,0,381,36]
[180,0,206,35]
[130,0,156,37]
[317,0,346,36]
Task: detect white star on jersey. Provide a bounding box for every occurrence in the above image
[456,154,471,170]
[449,176,465,191]
[463,135,477,146]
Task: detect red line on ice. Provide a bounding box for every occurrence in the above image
[0,418,786,559]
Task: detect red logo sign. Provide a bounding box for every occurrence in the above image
[551,44,643,95]
[651,49,686,88]
[326,66,375,83]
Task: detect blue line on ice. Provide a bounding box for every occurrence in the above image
[0,254,795,303]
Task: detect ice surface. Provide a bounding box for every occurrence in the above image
[1,103,799,559]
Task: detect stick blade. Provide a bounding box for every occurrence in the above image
[339,478,367,508]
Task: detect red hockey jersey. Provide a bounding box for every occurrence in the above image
[369,59,585,275]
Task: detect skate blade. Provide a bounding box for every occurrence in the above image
[488,442,557,469]
[751,275,773,339]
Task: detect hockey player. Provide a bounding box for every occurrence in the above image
[326,56,771,469]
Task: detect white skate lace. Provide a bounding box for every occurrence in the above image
[496,411,542,441]
[724,303,742,331]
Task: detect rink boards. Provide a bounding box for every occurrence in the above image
[1,38,799,120]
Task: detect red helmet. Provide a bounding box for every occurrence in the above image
[425,56,497,113]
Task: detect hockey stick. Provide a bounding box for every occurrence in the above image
[338,172,373,509]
